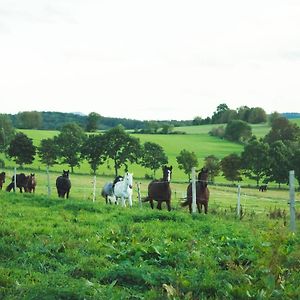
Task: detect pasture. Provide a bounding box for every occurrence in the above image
[0,188,299,299]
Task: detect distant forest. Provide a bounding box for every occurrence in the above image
[5,106,300,131]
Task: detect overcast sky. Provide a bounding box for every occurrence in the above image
[0,0,300,121]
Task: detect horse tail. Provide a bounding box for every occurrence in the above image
[6,182,14,192]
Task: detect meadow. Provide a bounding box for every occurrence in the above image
[1,122,300,299]
[1,191,299,299]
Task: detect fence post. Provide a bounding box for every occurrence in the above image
[46,166,51,197]
[92,175,96,202]
[289,170,296,232]
[14,167,17,192]
[137,182,142,208]
[237,184,241,218]
[191,167,197,213]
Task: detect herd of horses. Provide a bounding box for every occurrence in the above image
[0,166,211,214]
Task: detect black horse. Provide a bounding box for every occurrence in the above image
[143,165,173,211]
[6,173,29,193]
[56,170,71,198]
[182,167,210,214]
[0,172,5,190]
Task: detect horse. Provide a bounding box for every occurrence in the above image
[143,165,172,211]
[26,173,36,193]
[101,175,123,204]
[0,172,5,190]
[181,167,210,214]
[113,172,133,207]
[6,173,29,193]
[56,170,71,198]
[259,184,267,192]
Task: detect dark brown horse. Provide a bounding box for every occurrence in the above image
[182,167,210,214]
[6,173,28,193]
[143,165,173,211]
[56,170,71,198]
[0,172,5,190]
[26,173,36,193]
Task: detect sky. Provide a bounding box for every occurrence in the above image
[0,0,300,121]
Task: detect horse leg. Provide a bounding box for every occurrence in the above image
[149,199,154,209]
[204,203,208,214]
[128,195,132,207]
[197,202,201,213]
[166,200,171,212]
[157,201,162,210]
[188,202,192,213]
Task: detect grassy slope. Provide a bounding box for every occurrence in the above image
[0,192,299,299]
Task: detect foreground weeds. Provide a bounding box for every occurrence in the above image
[0,192,299,299]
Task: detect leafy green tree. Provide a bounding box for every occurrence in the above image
[141,142,168,178]
[56,123,86,173]
[220,153,242,183]
[176,149,198,181]
[291,147,300,188]
[103,125,142,176]
[204,155,220,183]
[248,107,267,124]
[7,132,36,167]
[266,140,292,188]
[17,111,43,129]
[81,134,106,174]
[0,114,15,152]
[224,120,252,143]
[241,138,270,186]
[264,117,300,145]
[86,112,101,132]
[38,137,60,168]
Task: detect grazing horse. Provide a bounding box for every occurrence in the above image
[113,172,133,207]
[143,165,173,211]
[101,175,123,204]
[26,173,36,193]
[56,170,71,198]
[6,173,28,193]
[0,172,5,190]
[182,167,210,214]
[259,184,267,192]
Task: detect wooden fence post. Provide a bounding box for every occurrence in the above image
[14,167,17,192]
[137,182,142,208]
[191,167,197,213]
[289,170,296,232]
[92,175,96,202]
[237,184,241,218]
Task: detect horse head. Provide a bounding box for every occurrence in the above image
[198,167,209,188]
[62,170,70,178]
[125,172,133,189]
[162,165,172,182]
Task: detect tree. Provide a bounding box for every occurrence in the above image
[103,125,142,176]
[266,140,292,188]
[176,149,198,181]
[7,132,36,167]
[291,147,300,188]
[141,142,168,178]
[81,134,106,174]
[224,120,252,143]
[264,117,300,145]
[241,138,270,186]
[204,155,220,183]
[220,153,242,183]
[0,114,15,152]
[17,111,43,129]
[86,112,101,132]
[38,137,60,168]
[248,107,267,124]
[56,123,86,173]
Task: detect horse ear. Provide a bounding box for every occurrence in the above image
[170,166,173,170]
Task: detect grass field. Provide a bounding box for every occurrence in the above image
[0,191,299,299]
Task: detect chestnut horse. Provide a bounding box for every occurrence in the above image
[26,173,36,193]
[0,172,5,190]
[143,165,172,211]
[182,167,210,214]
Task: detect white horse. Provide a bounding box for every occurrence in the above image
[113,172,133,207]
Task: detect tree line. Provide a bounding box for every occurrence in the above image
[3,103,277,132]
[1,112,299,187]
